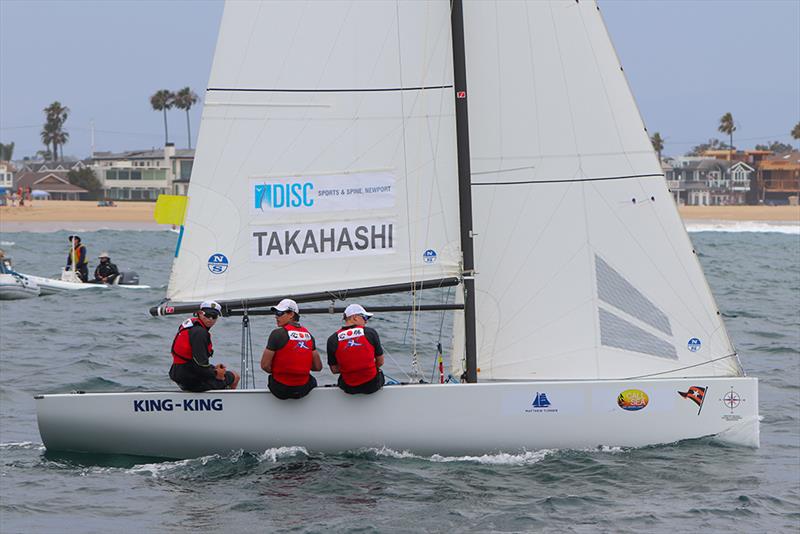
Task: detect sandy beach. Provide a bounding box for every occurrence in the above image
[0,200,798,230]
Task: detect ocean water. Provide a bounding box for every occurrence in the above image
[0,228,798,533]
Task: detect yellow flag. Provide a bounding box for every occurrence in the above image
[153,195,188,225]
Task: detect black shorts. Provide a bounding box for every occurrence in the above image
[170,364,234,392]
[268,374,317,400]
[338,370,384,395]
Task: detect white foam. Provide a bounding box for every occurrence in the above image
[0,241,15,246]
[364,446,555,465]
[0,441,45,451]
[258,446,309,462]
[685,221,799,234]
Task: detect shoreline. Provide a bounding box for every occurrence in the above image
[1,201,798,232]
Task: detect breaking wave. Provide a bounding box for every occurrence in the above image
[685,221,799,234]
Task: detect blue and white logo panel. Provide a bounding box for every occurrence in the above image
[207,253,229,274]
[423,249,437,264]
[250,172,395,217]
[687,337,702,352]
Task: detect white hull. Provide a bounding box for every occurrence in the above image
[0,273,40,299]
[21,273,150,295]
[36,377,759,459]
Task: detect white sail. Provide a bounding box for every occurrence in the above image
[452,0,741,380]
[168,0,461,303]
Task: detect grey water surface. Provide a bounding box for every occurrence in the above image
[0,229,798,533]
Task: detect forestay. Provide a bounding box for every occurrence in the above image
[168,0,462,303]
[451,0,741,380]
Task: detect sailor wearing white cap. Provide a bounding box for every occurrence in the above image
[168,300,240,392]
[261,298,322,399]
[326,303,385,394]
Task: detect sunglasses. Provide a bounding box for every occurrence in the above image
[359,314,370,322]
[275,310,290,317]
[204,312,220,319]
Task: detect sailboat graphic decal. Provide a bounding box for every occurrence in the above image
[532,392,551,408]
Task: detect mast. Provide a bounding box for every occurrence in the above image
[450,0,478,383]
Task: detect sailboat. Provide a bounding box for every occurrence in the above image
[36,0,759,459]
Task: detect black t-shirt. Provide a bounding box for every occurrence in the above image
[326,326,383,366]
[266,323,317,351]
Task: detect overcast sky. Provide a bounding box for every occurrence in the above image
[1,0,798,159]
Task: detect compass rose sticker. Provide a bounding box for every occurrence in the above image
[720,386,744,413]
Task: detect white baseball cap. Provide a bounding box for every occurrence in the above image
[271,298,299,314]
[200,300,222,314]
[98,251,110,258]
[344,303,373,318]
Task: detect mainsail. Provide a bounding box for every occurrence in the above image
[451,0,741,380]
[168,1,462,303]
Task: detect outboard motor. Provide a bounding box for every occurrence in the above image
[116,271,140,285]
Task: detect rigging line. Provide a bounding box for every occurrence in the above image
[383,349,413,382]
[472,164,537,176]
[472,172,664,186]
[394,0,418,365]
[624,353,739,380]
[476,0,504,266]
[578,3,639,177]
[207,85,453,93]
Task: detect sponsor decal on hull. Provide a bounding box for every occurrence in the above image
[719,386,746,421]
[617,389,649,411]
[525,392,558,413]
[133,398,223,413]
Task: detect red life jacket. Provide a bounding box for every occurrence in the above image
[171,317,212,365]
[335,326,376,386]
[271,324,314,386]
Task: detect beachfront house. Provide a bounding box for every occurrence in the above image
[755,151,800,205]
[13,170,88,200]
[90,144,194,201]
[0,161,14,193]
[665,157,754,205]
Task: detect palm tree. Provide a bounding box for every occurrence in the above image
[650,132,664,164]
[174,87,199,149]
[150,90,175,145]
[40,122,58,161]
[43,101,69,160]
[55,131,70,160]
[792,122,800,148]
[717,112,736,159]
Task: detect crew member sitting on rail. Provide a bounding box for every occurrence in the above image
[66,235,89,282]
[92,252,120,284]
[169,301,240,392]
[327,304,385,395]
[261,298,322,400]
